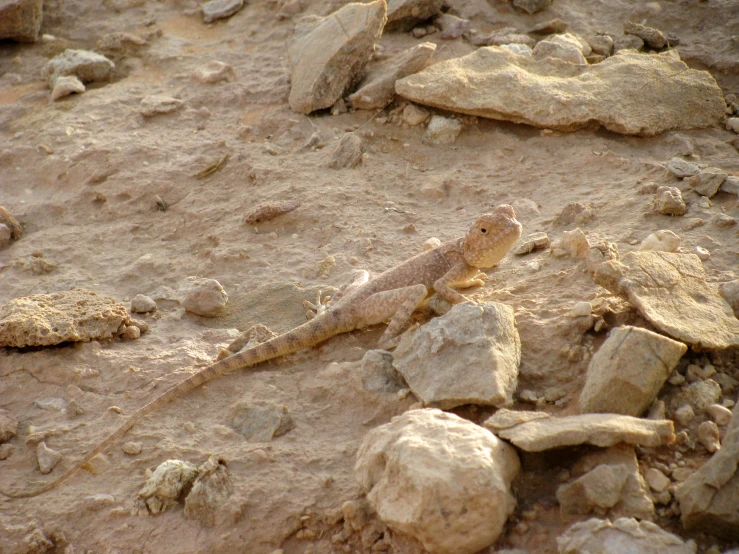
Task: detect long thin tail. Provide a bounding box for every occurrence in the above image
[1,314,346,498]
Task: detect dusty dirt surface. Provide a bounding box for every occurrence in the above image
[1,0,738,553]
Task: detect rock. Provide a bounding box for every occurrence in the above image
[638,229,681,252]
[673,404,695,426]
[178,276,228,317]
[0,289,132,348]
[676,402,739,539]
[287,0,386,114]
[727,117,739,133]
[570,302,592,318]
[579,326,686,417]
[50,75,85,101]
[556,202,594,226]
[484,410,674,452]
[192,61,235,84]
[361,349,405,393]
[36,442,61,474]
[425,115,462,144]
[230,401,295,442]
[0,224,11,248]
[137,459,199,515]
[556,445,654,520]
[665,157,700,178]
[184,455,232,528]
[532,39,587,65]
[512,232,549,255]
[385,0,443,32]
[401,103,430,126]
[668,379,722,415]
[512,0,552,15]
[43,49,115,88]
[557,517,696,554]
[392,302,520,409]
[593,252,739,350]
[131,294,156,313]
[0,410,18,442]
[34,397,67,411]
[694,245,710,261]
[348,42,436,110]
[140,95,183,117]
[435,14,469,39]
[529,18,569,34]
[684,168,727,198]
[326,133,363,169]
[587,34,614,56]
[697,420,720,452]
[552,228,589,258]
[613,34,644,53]
[646,468,671,492]
[0,0,42,42]
[654,186,686,215]
[623,20,667,49]
[720,175,739,195]
[355,409,520,554]
[122,442,142,455]
[501,43,533,56]
[95,32,149,57]
[396,48,724,136]
[0,444,14,460]
[470,27,535,48]
[202,0,243,23]
[244,200,300,224]
[707,403,733,426]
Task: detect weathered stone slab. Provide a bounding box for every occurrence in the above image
[484,409,674,452]
[0,0,42,42]
[385,0,443,32]
[0,289,131,347]
[392,302,520,409]
[43,49,115,88]
[287,0,386,114]
[396,47,725,136]
[593,252,739,350]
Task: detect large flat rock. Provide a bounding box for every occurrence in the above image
[593,252,739,350]
[395,47,725,136]
[0,289,131,347]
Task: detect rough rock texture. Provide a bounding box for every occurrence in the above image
[0,289,132,347]
[557,518,697,554]
[43,49,115,88]
[484,410,675,452]
[532,39,587,65]
[392,302,520,409]
[665,157,700,178]
[639,229,681,252]
[385,0,443,32]
[348,42,436,110]
[36,442,62,474]
[624,20,668,49]
[202,0,243,23]
[50,75,86,101]
[178,276,229,317]
[287,0,387,114]
[579,326,687,416]
[140,95,183,117]
[326,133,364,169]
[0,0,42,42]
[0,206,21,240]
[137,460,199,515]
[395,48,724,136]
[676,402,739,538]
[184,456,233,528]
[654,186,687,215]
[230,401,295,442]
[0,410,18,442]
[593,252,739,350]
[355,409,520,554]
[684,167,727,198]
[425,115,462,145]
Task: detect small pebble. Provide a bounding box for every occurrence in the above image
[123,325,141,340]
[34,397,67,411]
[66,385,83,399]
[706,403,732,426]
[673,404,695,426]
[638,230,680,252]
[423,237,442,251]
[131,294,157,313]
[425,116,462,145]
[570,301,592,318]
[0,444,14,460]
[122,442,142,455]
[697,420,721,452]
[37,442,62,474]
[645,468,671,492]
[672,466,694,482]
[694,246,710,261]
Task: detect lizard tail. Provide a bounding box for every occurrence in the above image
[0,314,348,498]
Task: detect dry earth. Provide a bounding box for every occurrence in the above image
[1,0,738,553]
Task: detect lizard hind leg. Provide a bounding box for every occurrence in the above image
[355,284,428,350]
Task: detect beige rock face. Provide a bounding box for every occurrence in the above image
[579,326,687,417]
[0,0,42,42]
[392,302,520,409]
[385,0,443,31]
[184,456,233,528]
[396,48,725,136]
[43,49,115,88]
[593,252,739,350]
[355,409,520,554]
[484,410,674,452]
[287,0,386,114]
[676,402,739,539]
[0,289,131,347]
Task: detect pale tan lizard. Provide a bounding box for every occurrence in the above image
[1,205,522,498]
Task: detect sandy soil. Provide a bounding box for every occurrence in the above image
[1,0,738,552]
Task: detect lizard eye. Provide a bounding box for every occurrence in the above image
[480,228,487,234]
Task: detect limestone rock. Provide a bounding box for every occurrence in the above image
[401,103,430,126]
[355,409,519,554]
[638,229,680,252]
[326,133,363,169]
[587,34,614,56]
[50,75,86,101]
[484,410,674,452]
[532,39,587,65]
[202,0,242,23]
[624,20,667,49]
[558,517,696,554]
[178,276,228,317]
[721,175,739,195]
[684,167,727,198]
[140,95,183,117]
[361,349,405,393]
[0,289,132,348]
[654,186,686,215]
[470,27,535,48]
[43,49,115,88]
[131,294,157,313]
[230,401,295,442]
[676,402,739,539]
[395,48,724,136]
[96,32,149,57]
[425,115,462,144]
[0,410,18,442]
[613,35,644,53]
[287,0,386,114]
[552,228,589,258]
[184,455,232,528]
[348,42,436,110]
[593,252,739,350]
[512,232,550,255]
[36,442,62,474]
[0,0,42,42]
[580,326,686,417]
[137,459,199,515]
[385,0,443,32]
[392,302,520,409]
[192,60,236,84]
[665,157,700,178]
[667,379,722,415]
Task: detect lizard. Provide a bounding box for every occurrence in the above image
[1,205,522,498]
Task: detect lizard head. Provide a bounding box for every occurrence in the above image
[463,205,522,268]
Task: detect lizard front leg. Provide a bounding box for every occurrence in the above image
[433,261,481,304]
[353,284,428,350]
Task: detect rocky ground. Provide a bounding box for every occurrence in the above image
[1,0,738,553]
